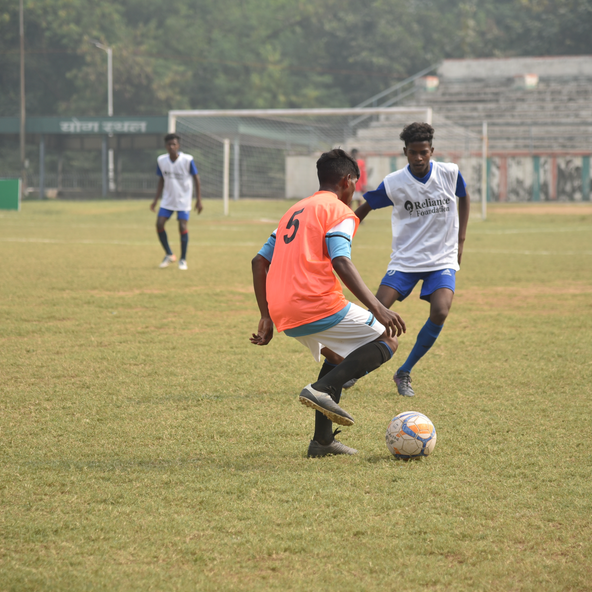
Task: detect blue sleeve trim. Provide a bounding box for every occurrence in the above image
[189,160,198,176]
[156,164,163,177]
[285,303,351,337]
[257,233,276,262]
[456,171,467,197]
[363,182,392,209]
[325,231,352,242]
[326,234,352,260]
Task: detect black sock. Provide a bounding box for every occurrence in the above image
[181,231,188,260]
[313,360,342,445]
[312,341,393,394]
[158,230,172,255]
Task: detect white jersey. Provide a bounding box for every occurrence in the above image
[157,152,196,211]
[383,161,460,273]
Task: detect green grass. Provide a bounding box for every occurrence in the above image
[1,199,591,591]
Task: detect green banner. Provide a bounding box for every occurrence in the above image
[0,179,21,211]
[0,117,168,135]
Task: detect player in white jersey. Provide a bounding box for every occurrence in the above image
[150,133,203,270]
[354,122,470,397]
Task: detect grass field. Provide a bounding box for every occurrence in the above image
[1,199,591,591]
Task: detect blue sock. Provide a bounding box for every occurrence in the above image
[399,318,443,374]
[158,230,172,255]
[181,231,188,260]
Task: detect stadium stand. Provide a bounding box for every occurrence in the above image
[413,57,592,154]
[349,56,592,201]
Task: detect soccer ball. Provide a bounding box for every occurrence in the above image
[386,411,437,459]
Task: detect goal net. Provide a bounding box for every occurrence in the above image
[169,107,480,201]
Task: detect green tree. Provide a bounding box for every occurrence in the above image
[1,0,592,117]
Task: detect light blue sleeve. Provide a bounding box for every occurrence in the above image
[326,233,352,260]
[258,232,276,263]
[189,160,198,175]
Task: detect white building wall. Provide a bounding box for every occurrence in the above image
[365,157,392,190]
[285,155,318,199]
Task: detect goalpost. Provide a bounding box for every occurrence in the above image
[168,107,479,213]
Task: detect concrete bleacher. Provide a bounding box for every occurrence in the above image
[345,57,592,201]
[410,56,592,154]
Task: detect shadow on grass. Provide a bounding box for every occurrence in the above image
[17,458,203,471]
[365,454,425,464]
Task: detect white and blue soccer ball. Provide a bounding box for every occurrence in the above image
[386,411,437,459]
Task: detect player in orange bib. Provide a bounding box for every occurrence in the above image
[250,149,406,457]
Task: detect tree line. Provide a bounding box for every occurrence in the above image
[1,0,591,117]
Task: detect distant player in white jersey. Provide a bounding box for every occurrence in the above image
[354,122,470,397]
[150,133,203,270]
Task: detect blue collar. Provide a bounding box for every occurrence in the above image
[407,161,433,184]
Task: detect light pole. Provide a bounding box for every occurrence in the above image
[90,39,115,194]
[19,0,27,197]
[90,40,113,116]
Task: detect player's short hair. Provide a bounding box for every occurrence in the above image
[400,122,435,146]
[317,148,360,185]
[164,133,180,143]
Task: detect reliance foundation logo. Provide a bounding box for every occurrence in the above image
[405,197,451,217]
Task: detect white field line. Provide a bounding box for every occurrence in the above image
[354,245,592,255]
[3,238,590,255]
[0,222,145,229]
[0,237,260,247]
[471,227,592,235]
[464,248,592,256]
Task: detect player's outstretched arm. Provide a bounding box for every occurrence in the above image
[354,201,372,222]
[194,174,203,214]
[250,254,274,345]
[150,178,164,211]
[332,256,406,337]
[457,191,470,265]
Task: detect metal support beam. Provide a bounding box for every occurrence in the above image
[102,135,108,197]
[39,134,45,199]
[233,136,240,201]
[223,138,230,215]
[108,147,115,192]
[481,121,488,220]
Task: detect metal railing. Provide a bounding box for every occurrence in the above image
[354,63,440,109]
[0,172,160,196]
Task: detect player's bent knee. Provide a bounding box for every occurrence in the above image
[320,347,344,366]
[430,309,449,325]
[378,334,398,357]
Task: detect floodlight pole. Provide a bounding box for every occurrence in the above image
[91,41,113,117]
[90,40,114,195]
[106,46,113,118]
[19,0,26,197]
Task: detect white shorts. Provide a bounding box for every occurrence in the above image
[293,303,386,363]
